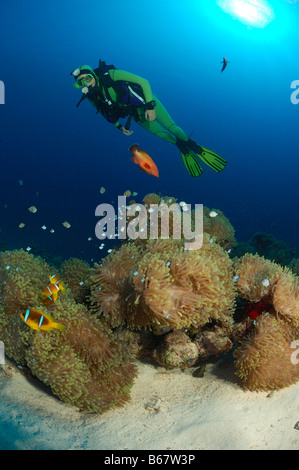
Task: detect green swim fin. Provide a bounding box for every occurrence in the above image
[188,140,227,173]
[176,139,203,177]
[180,150,204,177]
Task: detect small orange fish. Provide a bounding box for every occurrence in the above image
[20,309,66,331]
[129,144,159,178]
[41,275,66,304]
[41,283,60,304]
[41,284,60,303]
[49,275,66,292]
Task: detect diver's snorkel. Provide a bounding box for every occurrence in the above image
[76,83,93,110]
[125,115,132,130]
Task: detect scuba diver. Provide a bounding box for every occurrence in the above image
[70,60,227,177]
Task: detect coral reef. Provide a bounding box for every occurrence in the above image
[91,194,298,393]
[289,258,299,277]
[191,319,252,363]
[250,233,297,266]
[230,232,297,266]
[0,250,136,413]
[1,192,298,410]
[193,326,233,362]
[229,241,255,259]
[152,331,199,369]
[114,328,156,359]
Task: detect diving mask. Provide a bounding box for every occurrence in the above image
[74,74,94,89]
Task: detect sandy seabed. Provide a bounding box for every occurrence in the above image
[0,358,298,451]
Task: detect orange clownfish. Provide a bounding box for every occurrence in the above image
[49,275,66,292]
[41,283,61,303]
[129,144,159,178]
[41,275,66,304]
[20,309,66,331]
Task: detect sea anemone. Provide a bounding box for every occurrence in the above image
[142,193,183,240]
[272,269,299,328]
[203,207,236,250]
[145,237,184,257]
[60,257,92,304]
[90,243,144,328]
[127,193,236,252]
[234,313,299,391]
[25,297,137,413]
[233,253,283,302]
[91,235,236,331]
[142,192,164,206]
[0,249,51,316]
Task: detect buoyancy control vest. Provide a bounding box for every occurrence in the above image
[76,60,146,127]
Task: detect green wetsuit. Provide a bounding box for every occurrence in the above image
[90,68,189,144]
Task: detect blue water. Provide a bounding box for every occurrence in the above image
[0,0,298,262]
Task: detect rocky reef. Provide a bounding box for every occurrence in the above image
[0,192,298,413]
[90,193,299,389]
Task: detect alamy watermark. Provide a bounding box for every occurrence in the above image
[290,80,299,105]
[0,80,5,104]
[95,197,203,251]
[291,340,299,365]
[0,341,5,364]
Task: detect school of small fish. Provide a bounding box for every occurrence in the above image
[11,147,147,263]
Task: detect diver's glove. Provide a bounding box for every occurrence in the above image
[145,100,157,110]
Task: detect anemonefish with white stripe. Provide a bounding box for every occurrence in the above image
[41,275,66,304]
[41,283,60,303]
[20,309,66,331]
[49,275,66,292]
